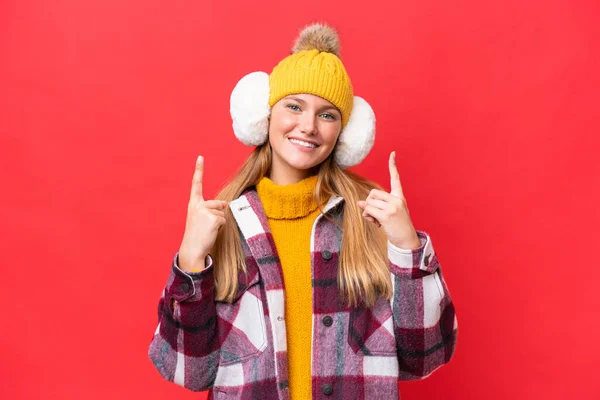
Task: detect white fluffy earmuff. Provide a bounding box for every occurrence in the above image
[332,97,375,169]
[230,72,376,169]
[230,72,271,146]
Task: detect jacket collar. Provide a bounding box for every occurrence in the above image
[229,187,344,263]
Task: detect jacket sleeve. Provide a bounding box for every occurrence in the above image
[388,230,458,380]
[147,252,220,392]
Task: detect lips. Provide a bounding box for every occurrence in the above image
[288,136,320,147]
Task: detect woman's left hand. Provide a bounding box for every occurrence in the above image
[357,151,422,250]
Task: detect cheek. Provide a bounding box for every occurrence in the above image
[320,124,342,147]
[269,110,296,136]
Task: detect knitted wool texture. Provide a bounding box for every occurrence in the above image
[256,175,322,399]
[269,49,354,128]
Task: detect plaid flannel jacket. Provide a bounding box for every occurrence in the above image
[148,188,458,399]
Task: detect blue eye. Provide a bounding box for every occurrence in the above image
[321,113,335,120]
[286,104,301,111]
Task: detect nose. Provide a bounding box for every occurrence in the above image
[299,113,317,136]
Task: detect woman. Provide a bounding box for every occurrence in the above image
[148,23,457,399]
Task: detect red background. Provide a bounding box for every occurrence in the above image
[1,0,599,399]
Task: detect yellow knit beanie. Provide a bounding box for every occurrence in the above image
[268,24,354,128]
[230,23,376,169]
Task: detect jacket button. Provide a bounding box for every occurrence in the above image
[322,383,333,395]
[321,250,332,260]
[322,315,333,327]
[180,283,190,293]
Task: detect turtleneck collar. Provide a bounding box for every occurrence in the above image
[256,175,320,220]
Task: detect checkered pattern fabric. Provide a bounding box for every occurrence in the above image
[148,188,458,399]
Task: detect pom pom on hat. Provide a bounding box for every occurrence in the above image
[291,23,341,57]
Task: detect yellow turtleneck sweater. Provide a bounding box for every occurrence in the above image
[256,175,322,399]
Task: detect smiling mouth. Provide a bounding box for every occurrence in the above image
[288,137,319,148]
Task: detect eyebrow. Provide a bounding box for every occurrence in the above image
[286,96,340,114]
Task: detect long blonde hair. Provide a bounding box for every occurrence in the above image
[212,143,391,308]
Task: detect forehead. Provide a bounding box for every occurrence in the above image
[282,93,337,109]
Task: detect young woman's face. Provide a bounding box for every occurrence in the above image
[268,93,342,182]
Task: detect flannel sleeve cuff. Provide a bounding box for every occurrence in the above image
[168,252,215,303]
[173,252,214,274]
[388,230,440,276]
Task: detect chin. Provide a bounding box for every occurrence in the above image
[286,160,319,171]
[283,155,323,171]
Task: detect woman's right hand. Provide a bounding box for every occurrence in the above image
[178,156,228,272]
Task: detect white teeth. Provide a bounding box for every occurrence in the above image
[289,138,317,148]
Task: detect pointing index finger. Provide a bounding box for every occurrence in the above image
[389,151,403,197]
[190,155,204,201]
